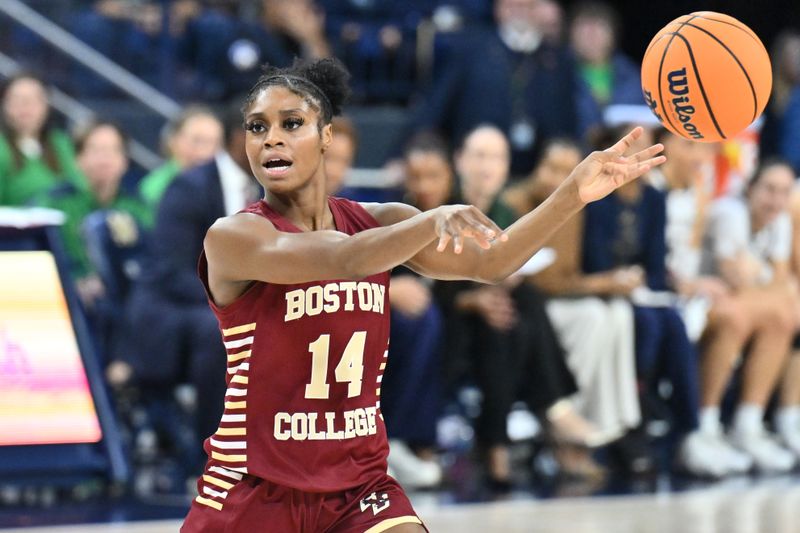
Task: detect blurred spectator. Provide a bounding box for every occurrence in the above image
[407,0,580,176]
[325,115,358,195]
[534,0,564,45]
[37,120,146,352]
[38,121,145,300]
[0,73,81,206]
[322,0,420,102]
[117,102,258,476]
[700,159,797,472]
[435,125,604,485]
[505,139,641,459]
[582,124,734,478]
[780,188,800,459]
[262,0,332,60]
[569,2,642,140]
[760,30,800,170]
[379,133,451,490]
[139,106,223,226]
[176,2,292,101]
[649,130,756,476]
[402,132,454,211]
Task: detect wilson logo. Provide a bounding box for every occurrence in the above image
[667,68,704,139]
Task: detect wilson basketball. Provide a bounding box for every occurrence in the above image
[641,12,772,143]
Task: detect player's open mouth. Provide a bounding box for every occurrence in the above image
[263,158,293,176]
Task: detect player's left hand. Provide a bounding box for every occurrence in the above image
[569,127,666,205]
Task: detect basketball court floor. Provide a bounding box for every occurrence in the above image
[3,477,800,533]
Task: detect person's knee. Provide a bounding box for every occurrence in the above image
[709,298,751,339]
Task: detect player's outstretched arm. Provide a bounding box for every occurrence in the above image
[368,127,666,284]
[203,203,504,286]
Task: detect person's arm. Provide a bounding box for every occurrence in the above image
[204,204,503,286]
[369,128,665,284]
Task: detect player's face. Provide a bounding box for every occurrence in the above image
[244,86,332,194]
[2,77,48,138]
[456,128,510,203]
[405,151,453,211]
[170,114,224,169]
[78,125,128,206]
[749,164,795,225]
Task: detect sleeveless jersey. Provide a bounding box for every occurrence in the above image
[196,197,391,499]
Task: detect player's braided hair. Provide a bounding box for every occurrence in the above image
[243,57,351,128]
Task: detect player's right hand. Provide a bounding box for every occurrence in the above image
[430,204,506,254]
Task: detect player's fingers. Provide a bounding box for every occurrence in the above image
[436,232,451,252]
[453,234,463,254]
[627,143,664,164]
[606,126,643,155]
[463,208,504,240]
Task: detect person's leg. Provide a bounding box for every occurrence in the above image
[699,296,753,411]
[777,349,800,454]
[607,298,641,431]
[185,306,228,471]
[383,304,444,487]
[383,304,443,447]
[658,307,701,433]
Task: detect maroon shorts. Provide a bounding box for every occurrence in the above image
[181,466,425,533]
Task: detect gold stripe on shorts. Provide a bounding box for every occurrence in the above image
[364,516,423,533]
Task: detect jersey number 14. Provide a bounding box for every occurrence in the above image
[305,331,366,400]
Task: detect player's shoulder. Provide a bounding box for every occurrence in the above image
[206,211,277,247]
[359,201,421,226]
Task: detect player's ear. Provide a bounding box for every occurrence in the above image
[321,122,333,153]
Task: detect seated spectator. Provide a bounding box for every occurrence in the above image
[0,73,81,206]
[568,2,642,139]
[176,3,292,101]
[434,125,604,486]
[261,0,331,61]
[138,106,223,226]
[37,121,146,316]
[582,124,737,477]
[699,159,797,472]
[504,139,642,467]
[116,103,258,477]
[759,30,800,168]
[379,133,452,489]
[406,0,580,176]
[780,187,800,458]
[324,116,358,196]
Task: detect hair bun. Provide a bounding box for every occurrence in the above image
[293,58,351,117]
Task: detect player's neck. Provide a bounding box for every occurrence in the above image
[265,176,335,232]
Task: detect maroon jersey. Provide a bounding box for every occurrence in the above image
[194,197,391,511]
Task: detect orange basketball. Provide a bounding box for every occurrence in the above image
[641,12,772,143]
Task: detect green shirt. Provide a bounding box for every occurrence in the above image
[580,62,613,105]
[0,129,82,206]
[138,159,181,227]
[38,181,148,279]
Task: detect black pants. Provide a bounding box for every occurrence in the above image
[444,284,577,445]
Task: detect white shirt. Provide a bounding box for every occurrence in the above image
[702,196,792,284]
[215,151,256,216]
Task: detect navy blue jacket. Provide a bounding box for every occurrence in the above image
[141,160,226,305]
[582,184,668,291]
[410,29,580,175]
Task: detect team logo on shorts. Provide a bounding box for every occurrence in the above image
[360,492,390,516]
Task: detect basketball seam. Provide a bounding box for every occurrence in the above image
[689,13,760,45]
[657,16,700,137]
[671,32,726,140]
[681,21,758,123]
[642,33,672,64]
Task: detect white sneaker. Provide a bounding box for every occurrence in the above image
[387,439,442,489]
[677,431,731,478]
[730,426,796,474]
[775,412,800,457]
[709,433,753,474]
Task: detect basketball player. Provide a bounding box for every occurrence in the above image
[181,58,665,532]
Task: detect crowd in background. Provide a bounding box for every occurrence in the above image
[3,0,800,497]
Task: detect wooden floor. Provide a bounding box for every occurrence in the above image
[3,478,800,533]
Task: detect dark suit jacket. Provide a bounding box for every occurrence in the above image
[409,29,580,175]
[141,159,226,305]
